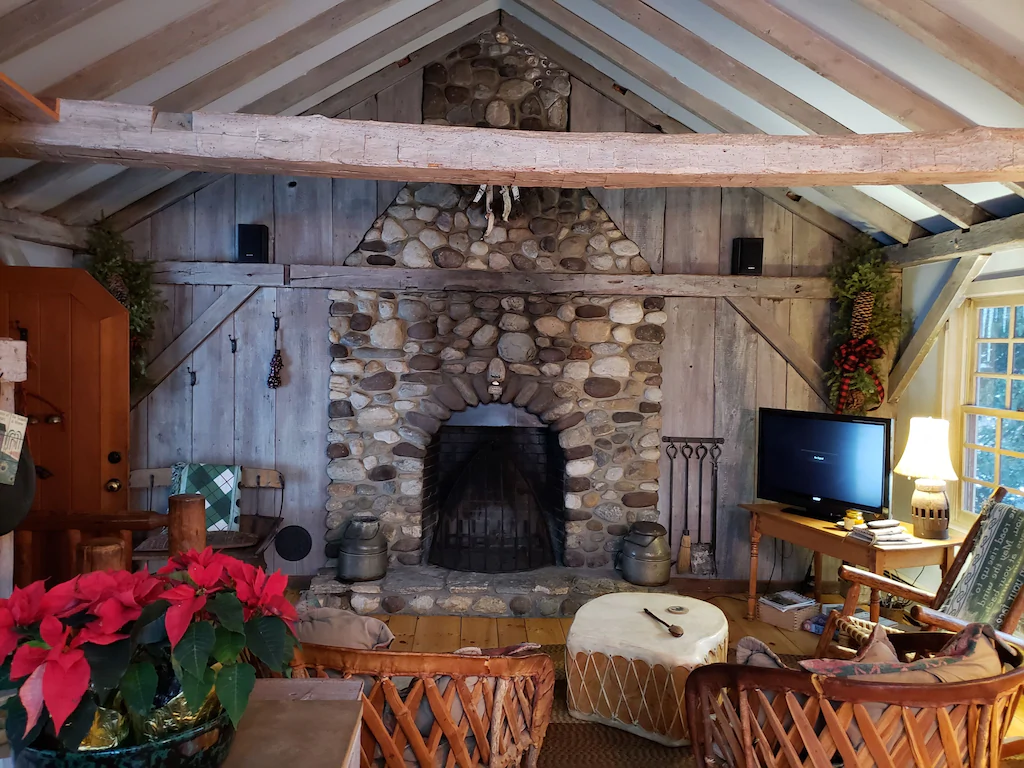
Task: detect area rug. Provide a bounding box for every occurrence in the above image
[536,645,697,768]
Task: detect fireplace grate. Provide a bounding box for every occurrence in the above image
[429,438,554,573]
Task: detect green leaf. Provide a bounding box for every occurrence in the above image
[244,616,287,670]
[58,695,98,752]
[211,626,246,665]
[176,666,216,714]
[120,661,158,715]
[172,621,216,680]
[5,694,46,753]
[82,638,131,700]
[215,663,256,727]
[132,599,169,645]
[207,593,245,634]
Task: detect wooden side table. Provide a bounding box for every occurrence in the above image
[742,503,963,622]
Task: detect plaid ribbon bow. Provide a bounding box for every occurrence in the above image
[833,337,885,414]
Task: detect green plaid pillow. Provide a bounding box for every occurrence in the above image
[170,463,241,532]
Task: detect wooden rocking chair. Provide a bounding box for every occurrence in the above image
[816,487,1024,659]
[284,644,555,768]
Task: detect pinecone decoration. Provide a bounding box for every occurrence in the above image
[107,273,129,306]
[851,290,874,339]
[848,390,866,414]
[267,349,283,389]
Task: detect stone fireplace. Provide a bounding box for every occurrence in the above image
[321,26,665,586]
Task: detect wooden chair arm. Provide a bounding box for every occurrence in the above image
[837,564,937,605]
[910,605,1024,656]
[19,510,166,531]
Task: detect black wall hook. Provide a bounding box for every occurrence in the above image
[272,313,280,332]
[229,335,238,354]
[187,367,197,387]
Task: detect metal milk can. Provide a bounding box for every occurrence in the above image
[336,513,388,582]
[617,521,671,586]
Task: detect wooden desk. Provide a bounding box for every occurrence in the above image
[742,503,963,622]
[223,679,362,768]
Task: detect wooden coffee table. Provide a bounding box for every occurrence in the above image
[565,593,728,746]
[743,502,964,622]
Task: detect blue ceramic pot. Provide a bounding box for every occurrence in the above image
[14,713,234,768]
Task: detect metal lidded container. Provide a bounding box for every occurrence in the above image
[336,513,388,582]
[617,521,671,586]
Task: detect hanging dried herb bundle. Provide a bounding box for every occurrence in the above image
[826,234,907,413]
[86,226,165,391]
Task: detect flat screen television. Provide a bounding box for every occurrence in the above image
[756,408,891,521]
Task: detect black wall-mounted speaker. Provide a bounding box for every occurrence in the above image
[237,223,269,263]
[731,237,764,276]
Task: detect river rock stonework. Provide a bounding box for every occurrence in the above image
[325,289,665,568]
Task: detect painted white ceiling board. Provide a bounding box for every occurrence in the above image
[0,0,33,15]
[925,0,1024,60]
[113,0,350,106]
[283,1,502,116]
[854,186,957,233]
[774,0,1024,129]
[204,0,439,113]
[0,159,37,184]
[20,165,128,213]
[1,0,211,91]
[792,187,888,242]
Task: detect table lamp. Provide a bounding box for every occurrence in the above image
[894,417,958,540]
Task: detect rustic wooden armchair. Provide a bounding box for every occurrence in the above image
[285,644,555,768]
[816,487,1024,659]
[686,631,1024,768]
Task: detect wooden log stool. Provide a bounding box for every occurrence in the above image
[565,593,728,746]
[169,493,207,555]
[78,537,126,573]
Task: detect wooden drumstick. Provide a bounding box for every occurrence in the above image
[644,608,684,637]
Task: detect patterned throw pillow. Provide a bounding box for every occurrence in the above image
[938,502,1024,637]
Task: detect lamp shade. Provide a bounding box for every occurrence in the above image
[894,417,958,481]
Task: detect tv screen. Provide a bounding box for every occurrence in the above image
[757,408,891,520]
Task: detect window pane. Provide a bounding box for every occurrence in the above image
[1016,306,1024,338]
[1014,381,1024,412]
[977,342,1009,373]
[980,306,1011,338]
[963,482,990,514]
[1015,343,1024,375]
[976,377,1007,408]
[964,448,996,483]
[1001,455,1024,495]
[1003,418,1024,453]
[966,414,997,447]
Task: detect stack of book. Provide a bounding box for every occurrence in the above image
[846,519,922,548]
[757,590,818,631]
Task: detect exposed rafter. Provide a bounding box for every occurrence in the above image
[885,211,1024,267]
[84,12,499,230]
[0,0,121,63]
[5,102,1024,187]
[854,0,1024,107]
[502,14,861,242]
[512,0,925,244]
[0,204,89,249]
[0,74,59,123]
[594,0,988,231]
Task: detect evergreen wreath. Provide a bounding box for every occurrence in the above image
[826,234,906,414]
[85,225,165,391]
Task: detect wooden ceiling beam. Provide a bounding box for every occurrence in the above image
[104,172,227,233]
[594,0,989,232]
[0,74,59,123]
[48,169,185,225]
[513,0,924,243]
[244,0,485,116]
[153,0,404,112]
[0,204,89,249]
[885,211,1024,267]
[854,0,1024,107]
[0,0,121,63]
[7,101,1024,187]
[502,14,861,242]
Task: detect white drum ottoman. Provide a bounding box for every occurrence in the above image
[565,593,728,746]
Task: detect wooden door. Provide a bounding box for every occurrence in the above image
[0,267,130,584]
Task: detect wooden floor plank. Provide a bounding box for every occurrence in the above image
[371,614,390,625]
[710,595,806,656]
[559,617,574,638]
[460,616,498,649]
[525,617,566,646]
[495,618,528,647]
[387,615,417,652]
[413,615,462,653]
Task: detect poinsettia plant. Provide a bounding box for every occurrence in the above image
[0,549,298,753]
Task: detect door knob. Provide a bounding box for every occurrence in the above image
[104,479,123,493]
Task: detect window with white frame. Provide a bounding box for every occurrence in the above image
[961,299,1024,513]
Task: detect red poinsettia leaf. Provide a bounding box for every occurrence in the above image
[39,616,66,649]
[162,584,198,603]
[262,570,287,600]
[165,596,207,649]
[11,645,48,680]
[0,626,20,664]
[188,563,224,591]
[40,579,84,618]
[19,664,45,737]
[74,624,129,647]
[93,595,141,633]
[43,653,90,731]
[9,582,46,626]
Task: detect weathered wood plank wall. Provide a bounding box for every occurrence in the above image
[127,75,835,580]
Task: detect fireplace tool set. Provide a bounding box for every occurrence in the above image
[662,437,723,577]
